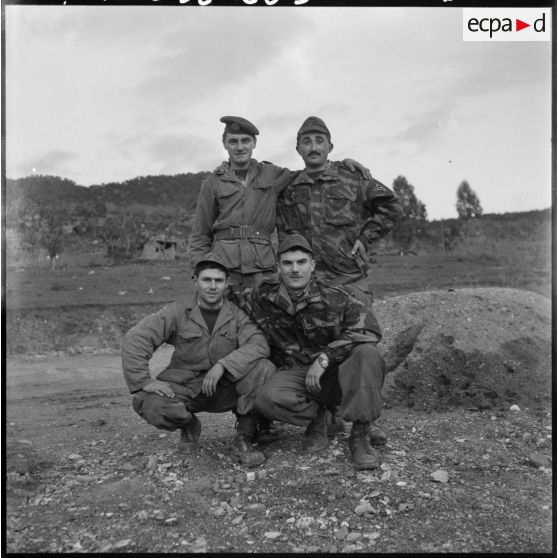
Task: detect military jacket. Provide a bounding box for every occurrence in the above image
[241,277,382,369]
[188,159,295,274]
[276,162,402,284]
[121,296,269,394]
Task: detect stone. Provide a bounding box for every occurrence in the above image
[430,470,449,483]
[334,526,349,540]
[346,533,361,543]
[354,502,374,516]
[529,453,551,468]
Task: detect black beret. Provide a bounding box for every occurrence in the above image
[297,116,331,139]
[220,116,259,136]
[278,234,313,256]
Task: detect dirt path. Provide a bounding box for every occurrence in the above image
[6,352,553,553]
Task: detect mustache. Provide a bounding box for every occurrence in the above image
[308,151,321,156]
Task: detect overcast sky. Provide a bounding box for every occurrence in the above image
[5,5,553,219]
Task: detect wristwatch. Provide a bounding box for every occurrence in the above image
[317,353,329,369]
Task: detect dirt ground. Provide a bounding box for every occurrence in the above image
[5,287,554,554]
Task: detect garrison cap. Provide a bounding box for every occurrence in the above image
[278,234,313,257]
[220,116,259,136]
[193,255,230,278]
[297,116,331,139]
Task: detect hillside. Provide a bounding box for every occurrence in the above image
[5,173,207,214]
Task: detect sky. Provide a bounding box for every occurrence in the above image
[4,4,553,219]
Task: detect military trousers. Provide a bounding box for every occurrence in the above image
[254,344,385,427]
[132,358,276,431]
[132,377,239,431]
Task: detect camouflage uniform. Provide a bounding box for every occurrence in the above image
[122,296,274,430]
[241,277,386,426]
[188,159,295,291]
[276,161,401,304]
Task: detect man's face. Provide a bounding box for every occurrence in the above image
[223,133,256,168]
[296,132,333,171]
[194,268,228,308]
[279,249,315,291]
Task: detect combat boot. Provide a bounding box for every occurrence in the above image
[231,415,266,468]
[303,407,329,452]
[328,408,388,445]
[178,414,201,451]
[349,422,381,470]
[255,416,281,444]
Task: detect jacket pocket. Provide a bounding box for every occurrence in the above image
[324,184,358,225]
[215,182,241,199]
[301,315,340,347]
[278,187,310,231]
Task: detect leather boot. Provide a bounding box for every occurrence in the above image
[178,414,201,451]
[328,408,388,446]
[368,424,388,446]
[349,422,381,470]
[255,416,281,444]
[231,415,266,468]
[303,407,329,452]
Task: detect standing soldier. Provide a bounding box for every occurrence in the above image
[277,115,402,306]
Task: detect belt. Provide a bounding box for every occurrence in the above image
[214,226,271,241]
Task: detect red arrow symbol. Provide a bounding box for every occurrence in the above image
[516,18,530,31]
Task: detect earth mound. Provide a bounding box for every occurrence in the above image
[374,288,552,412]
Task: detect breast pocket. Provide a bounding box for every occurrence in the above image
[278,187,310,231]
[324,184,358,225]
[174,327,206,366]
[301,315,340,348]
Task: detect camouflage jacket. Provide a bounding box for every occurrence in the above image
[240,277,382,369]
[276,161,402,284]
[188,159,295,274]
[121,296,269,394]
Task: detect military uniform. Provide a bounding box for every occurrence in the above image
[241,276,385,427]
[276,162,401,304]
[277,116,402,305]
[122,296,273,429]
[188,158,295,281]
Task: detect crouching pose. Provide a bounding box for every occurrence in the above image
[240,234,386,470]
[121,256,275,467]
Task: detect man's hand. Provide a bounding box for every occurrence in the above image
[306,359,326,394]
[342,158,372,180]
[202,363,226,397]
[351,238,367,260]
[142,380,175,398]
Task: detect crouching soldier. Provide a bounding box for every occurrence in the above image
[241,234,386,470]
[121,256,275,467]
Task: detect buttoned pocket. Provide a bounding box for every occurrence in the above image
[278,187,310,230]
[324,184,358,225]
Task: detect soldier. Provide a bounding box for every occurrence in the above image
[121,256,274,467]
[276,115,402,306]
[188,115,372,442]
[241,234,386,470]
[276,116,402,444]
[188,115,372,296]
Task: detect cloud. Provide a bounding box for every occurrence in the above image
[8,149,78,178]
[135,9,313,107]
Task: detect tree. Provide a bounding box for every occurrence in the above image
[22,205,69,270]
[391,175,428,254]
[456,180,483,219]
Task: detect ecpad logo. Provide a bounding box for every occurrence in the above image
[463,8,551,42]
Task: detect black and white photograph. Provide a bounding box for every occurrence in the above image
[4,0,554,553]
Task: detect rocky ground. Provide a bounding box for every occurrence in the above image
[5,287,555,553]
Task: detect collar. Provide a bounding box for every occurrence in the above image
[215,158,259,178]
[269,277,324,315]
[292,160,338,186]
[186,295,234,332]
